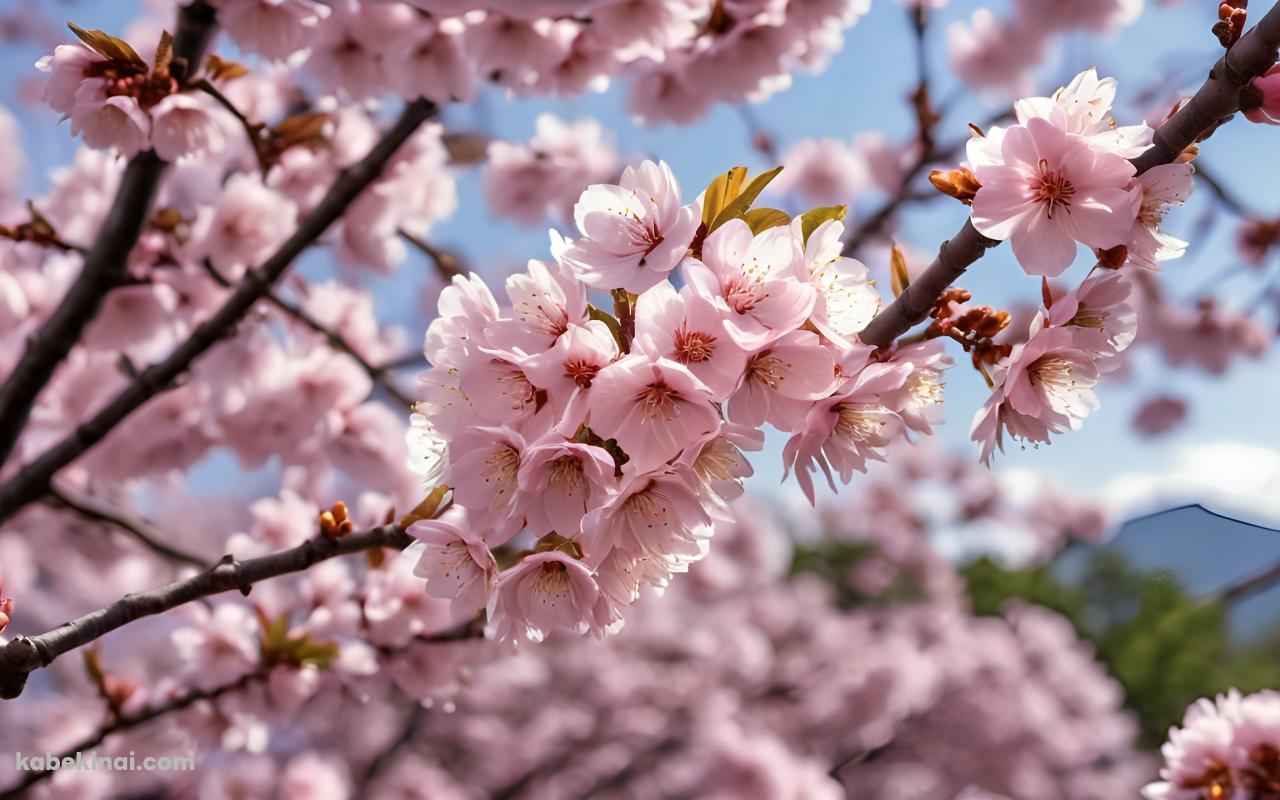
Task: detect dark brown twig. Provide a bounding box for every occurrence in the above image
[857,1,1280,348]
[0,525,414,700]
[42,483,208,569]
[0,98,437,526]
[0,1,218,469]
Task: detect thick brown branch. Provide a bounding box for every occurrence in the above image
[0,1,218,469]
[0,524,413,700]
[856,0,1280,348]
[43,483,208,569]
[0,98,437,526]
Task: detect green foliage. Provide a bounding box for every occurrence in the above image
[962,552,1280,746]
[789,539,930,610]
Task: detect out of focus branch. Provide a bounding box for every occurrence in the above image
[42,483,208,569]
[0,614,481,796]
[0,98,438,526]
[857,1,1280,348]
[0,670,267,799]
[0,1,218,469]
[399,228,465,280]
[200,261,415,409]
[1195,161,1254,216]
[0,524,414,700]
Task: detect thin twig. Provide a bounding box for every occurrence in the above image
[42,483,208,569]
[200,261,415,409]
[0,98,438,526]
[0,1,219,469]
[0,669,267,799]
[856,1,1280,348]
[399,228,464,280]
[0,524,414,700]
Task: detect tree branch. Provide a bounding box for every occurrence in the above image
[0,524,414,700]
[0,613,481,796]
[0,98,438,526]
[856,0,1280,348]
[0,1,218,469]
[42,483,208,569]
[0,669,267,800]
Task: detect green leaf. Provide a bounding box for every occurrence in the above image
[743,207,790,234]
[587,304,624,351]
[709,166,784,232]
[700,166,748,228]
[799,205,848,245]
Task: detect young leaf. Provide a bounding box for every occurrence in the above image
[799,205,848,245]
[709,165,783,232]
[152,31,173,81]
[743,207,790,234]
[67,22,144,66]
[890,242,910,298]
[701,166,748,228]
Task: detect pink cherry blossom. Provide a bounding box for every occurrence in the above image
[424,273,501,370]
[685,220,816,349]
[579,468,714,569]
[633,280,750,402]
[969,325,1108,464]
[1127,162,1194,271]
[586,354,721,474]
[149,93,225,162]
[1045,269,1137,356]
[1132,395,1187,437]
[561,159,701,293]
[487,550,606,642]
[444,426,526,544]
[726,330,837,431]
[969,116,1141,276]
[386,18,475,104]
[772,137,868,206]
[782,349,912,504]
[191,173,298,278]
[68,90,152,157]
[800,218,881,346]
[521,321,620,433]
[219,0,331,60]
[408,507,497,622]
[0,564,12,634]
[517,438,618,537]
[484,259,588,356]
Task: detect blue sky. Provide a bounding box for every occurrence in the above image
[5,1,1280,627]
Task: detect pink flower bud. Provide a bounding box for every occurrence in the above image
[1244,65,1280,125]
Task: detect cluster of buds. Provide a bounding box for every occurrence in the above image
[1214,1,1249,48]
[924,287,1013,378]
[319,501,355,539]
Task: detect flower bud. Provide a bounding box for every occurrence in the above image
[928,167,981,205]
[1243,65,1280,125]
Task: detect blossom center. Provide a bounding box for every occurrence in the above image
[746,351,789,389]
[637,380,681,421]
[481,444,521,508]
[563,359,600,388]
[1032,159,1075,218]
[834,404,884,442]
[674,327,717,363]
[548,455,587,494]
[723,275,762,314]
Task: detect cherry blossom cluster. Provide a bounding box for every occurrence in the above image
[38,26,226,159]
[409,158,954,641]
[214,0,871,123]
[1143,688,1280,799]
